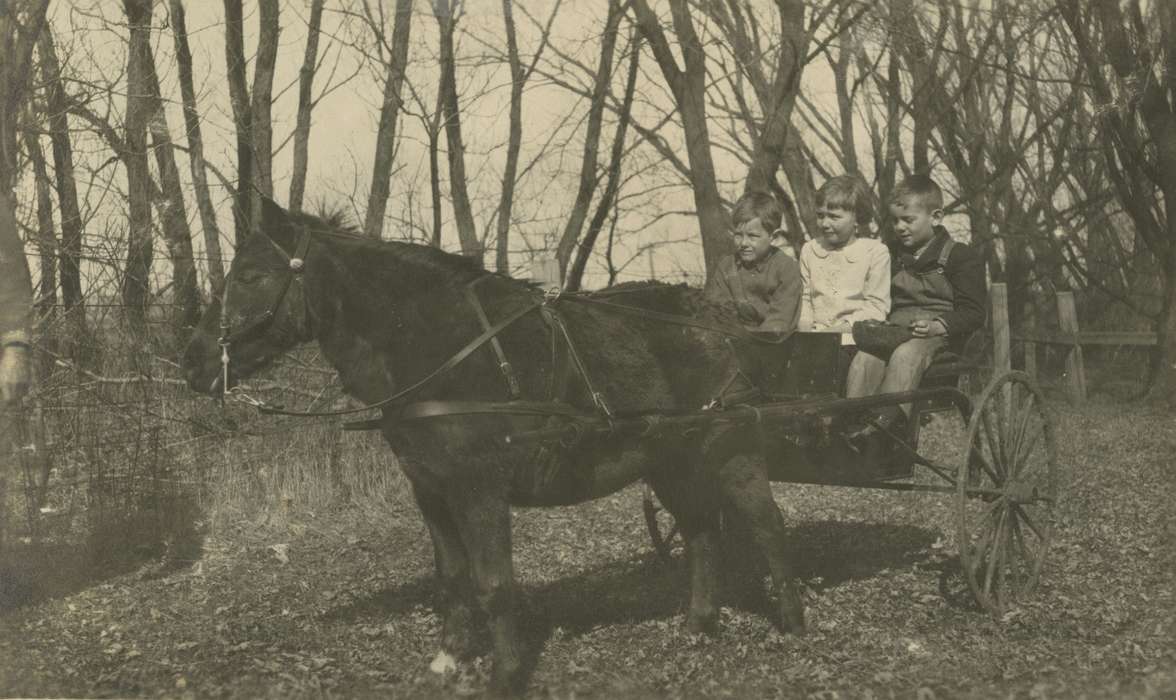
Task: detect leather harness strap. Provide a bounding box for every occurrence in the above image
[539,304,613,418]
[249,295,546,417]
[464,278,522,400]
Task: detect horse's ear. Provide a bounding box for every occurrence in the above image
[257,196,297,253]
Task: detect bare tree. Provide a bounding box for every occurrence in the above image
[21,124,56,334]
[35,26,85,327]
[223,0,252,244]
[169,0,225,292]
[289,0,327,214]
[250,0,280,227]
[140,21,200,336]
[1061,0,1176,405]
[566,30,641,291]
[363,0,415,238]
[551,0,622,280]
[433,0,481,262]
[630,0,729,275]
[122,0,154,337]
[495,0,524,273]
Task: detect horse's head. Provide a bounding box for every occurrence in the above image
[183,198,316,395]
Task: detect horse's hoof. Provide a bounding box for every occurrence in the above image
[429,649,457,674]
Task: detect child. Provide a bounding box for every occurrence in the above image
[846,174,986,439]
[704,191,803,336]
[799,175,890,345]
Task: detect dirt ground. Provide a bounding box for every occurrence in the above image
[1,400,1174,698]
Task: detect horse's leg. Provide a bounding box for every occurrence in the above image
[716,450,806,634]
[447,489,523,696]
[647,472,721,635]
[411,484,480,669]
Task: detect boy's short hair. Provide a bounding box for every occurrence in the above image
[891,174,944,212]
[731,190,792,230]
[815,175,874,225]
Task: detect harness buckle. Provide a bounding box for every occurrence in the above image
[591,391,613,418]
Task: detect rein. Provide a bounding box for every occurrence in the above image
[220,231,771,423]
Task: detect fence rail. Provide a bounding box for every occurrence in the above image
[989,285,1156,403]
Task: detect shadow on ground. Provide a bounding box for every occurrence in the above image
[0,494,204,610]
[323,518,939,687]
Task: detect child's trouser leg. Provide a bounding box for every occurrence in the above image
[878,337,948,415]
[846,349,886,398]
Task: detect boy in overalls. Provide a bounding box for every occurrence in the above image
[845,175,985,442]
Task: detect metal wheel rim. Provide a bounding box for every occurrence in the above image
[957,370,1058,615]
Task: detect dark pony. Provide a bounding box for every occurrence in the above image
[183,199,804,695]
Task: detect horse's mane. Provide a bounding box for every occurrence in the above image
[288,207,730,322]
[292,206,488,286]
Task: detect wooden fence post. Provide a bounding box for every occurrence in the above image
[991,283,1010,377]
[532,255,561,290]
[1056,290,1087,403]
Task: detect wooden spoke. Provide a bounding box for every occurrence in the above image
[1012,502,1047,541]
[969,443,1002,485]
[980,404,1008,478]
[1009,516,1038,596]
[1006,392,1037,476]
[1011,420,1043,479]
[982,506,1008,602]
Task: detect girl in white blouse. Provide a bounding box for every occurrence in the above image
[799,176,891,337]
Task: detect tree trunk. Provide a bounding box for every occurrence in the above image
[743,0,807,199]
[631,0,729,276]
[554,0,622,278]
[21,126,56,331]
[566,30,640,292]
[363,0,414,238]
[223,0,252,245]
[36,27,85,325]
[122,0,154,338]
[289,0,326,214]
[169,0,225,294]
[140,35,200,337]
[434,0,481,263]
[495,0,523,274]
[249,0,280,235]
[428,92,443,249]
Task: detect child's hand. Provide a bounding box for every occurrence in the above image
[909,319,947,338]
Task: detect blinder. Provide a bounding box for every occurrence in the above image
[217,228,313,396]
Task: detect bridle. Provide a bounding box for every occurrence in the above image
[217,229,312,400]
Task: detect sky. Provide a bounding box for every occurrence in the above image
[27,0,869,296]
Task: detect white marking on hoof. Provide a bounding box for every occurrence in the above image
[429,650,457,675]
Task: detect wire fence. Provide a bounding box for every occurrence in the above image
[0,299,412,586]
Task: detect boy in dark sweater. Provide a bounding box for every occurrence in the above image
[846,175,986,438]
[704,191,803,337]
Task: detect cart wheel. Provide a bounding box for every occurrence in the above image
[642,485,679,560]
[957,370,1058,615]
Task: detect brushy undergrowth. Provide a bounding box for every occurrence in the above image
[1,398,1174,698]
